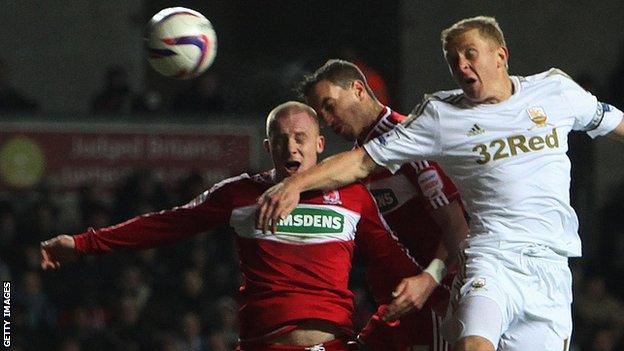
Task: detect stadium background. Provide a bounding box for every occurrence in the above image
[1,0,624,350]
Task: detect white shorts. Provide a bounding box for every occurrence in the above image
[442,244,573,351]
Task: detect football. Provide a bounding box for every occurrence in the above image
[146,7,217,79]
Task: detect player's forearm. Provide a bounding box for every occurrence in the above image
[429,201,469,268]
[607,119,624,143]
[74,208,211,255]
[290,148,377,192]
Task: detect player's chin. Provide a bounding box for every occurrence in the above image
[283,166,301,177]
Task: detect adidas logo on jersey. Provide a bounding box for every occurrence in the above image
[467,123,486,136]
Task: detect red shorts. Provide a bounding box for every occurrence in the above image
[237,338,350,351]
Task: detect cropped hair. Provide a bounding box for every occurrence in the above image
[265,101,319,137]
[441,16,506,55]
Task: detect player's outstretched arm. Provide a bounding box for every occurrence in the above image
[257,148,378,233]
[607,119,624,143]
[40,235,79,270]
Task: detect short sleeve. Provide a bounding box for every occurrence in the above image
[363,100,441,174]
[561,76,624,138]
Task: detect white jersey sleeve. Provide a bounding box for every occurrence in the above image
[363,98,441,173]
[558,71,624,138]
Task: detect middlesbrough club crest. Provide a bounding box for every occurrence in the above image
[322,190,342,205]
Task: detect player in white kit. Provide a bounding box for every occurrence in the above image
[257,16,624,351]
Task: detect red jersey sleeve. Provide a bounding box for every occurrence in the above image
[74,180,233,255]
[354,186,421,303]
[401,160,460,210]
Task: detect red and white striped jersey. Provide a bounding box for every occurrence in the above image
[73,170,419,341]
[357,106,461,265]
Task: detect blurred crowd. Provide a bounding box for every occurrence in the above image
[0,167,623,351]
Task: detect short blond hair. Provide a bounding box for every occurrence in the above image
[441,16,506,55]
[265,101,319,138]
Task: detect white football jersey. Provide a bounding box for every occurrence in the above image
[364,68,623,257]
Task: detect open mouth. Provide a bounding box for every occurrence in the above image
[284,160,301,174]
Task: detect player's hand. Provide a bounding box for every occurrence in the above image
[40,235,79,270]
[256,178,301,234]
[381,272,438,321]
[357,304,400,347]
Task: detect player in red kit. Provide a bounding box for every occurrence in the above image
[298,60,470,350]
[40,101,421,351]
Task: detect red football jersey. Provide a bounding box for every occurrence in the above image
[74,170,419,341]
[355,107,461,350]
[357,106,461,266]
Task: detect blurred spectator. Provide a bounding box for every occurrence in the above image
[132,90,165,114]
[116,266,152,309]
[180,311,208,351]
[177,268,211,315]
[152,332,184,351]
[18,200,60,246]
[0,200,18,263]
[77,185,112,229]
[575,276,624,332]
[0,58,38,112]
[177,171,206,204]
[207,297,238,351]
[91,65,136,114]
[586,327,622,351]
[113,169,170,222]
[15,270,57,332]
[58,338,82,351]
[106,294,150,351]
[173,72,226,113]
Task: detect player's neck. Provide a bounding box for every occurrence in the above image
[481,77,514,104]
[357,101,386,143]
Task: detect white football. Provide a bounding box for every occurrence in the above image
[146,7,217,79]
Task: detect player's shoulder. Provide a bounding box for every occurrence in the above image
[337,182,375,201]
[520,68,582,91]
[206,171,270,196]
[409,88,471,118]
[213,172,254,189]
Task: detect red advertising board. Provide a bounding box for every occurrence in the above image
[0,122,252,190]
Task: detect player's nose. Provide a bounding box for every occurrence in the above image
[287,138,298,154]
[457,57,472,74]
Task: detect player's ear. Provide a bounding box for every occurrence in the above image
[497,46,509,69]
[263,138,271,153]
[353,80,367,99]
[316,135,325,153]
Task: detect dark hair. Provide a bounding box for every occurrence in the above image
[297,59,376,102]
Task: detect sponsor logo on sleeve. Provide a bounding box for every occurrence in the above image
[370,188,398,213]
